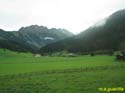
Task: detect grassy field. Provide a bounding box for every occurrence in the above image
[0,49,125,93]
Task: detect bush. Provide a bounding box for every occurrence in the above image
[114,50,125,61]
[90,52,95,56]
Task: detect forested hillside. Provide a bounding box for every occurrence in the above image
[0,25,73,52]
[40,10,125,54]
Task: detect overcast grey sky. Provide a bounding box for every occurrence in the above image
[0,0,125,34]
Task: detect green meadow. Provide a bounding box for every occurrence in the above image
[0,49,125,93]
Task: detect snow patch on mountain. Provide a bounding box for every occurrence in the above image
[44,37,55,40]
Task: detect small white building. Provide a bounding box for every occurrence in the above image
[33,54,41,57]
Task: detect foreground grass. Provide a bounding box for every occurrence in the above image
[0,54,121,75]
[0,49,125,93]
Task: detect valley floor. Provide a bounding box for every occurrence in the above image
[0,50,125,93]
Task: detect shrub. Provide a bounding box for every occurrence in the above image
[114,50,125,61]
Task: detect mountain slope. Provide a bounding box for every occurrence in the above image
[40,10,125,54]
[0,29,33,52]
[0,25,73,52]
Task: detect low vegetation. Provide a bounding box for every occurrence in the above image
[0,49,125,93]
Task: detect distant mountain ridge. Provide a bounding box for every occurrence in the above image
[40,10,125,54]
[0,25,73,52]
